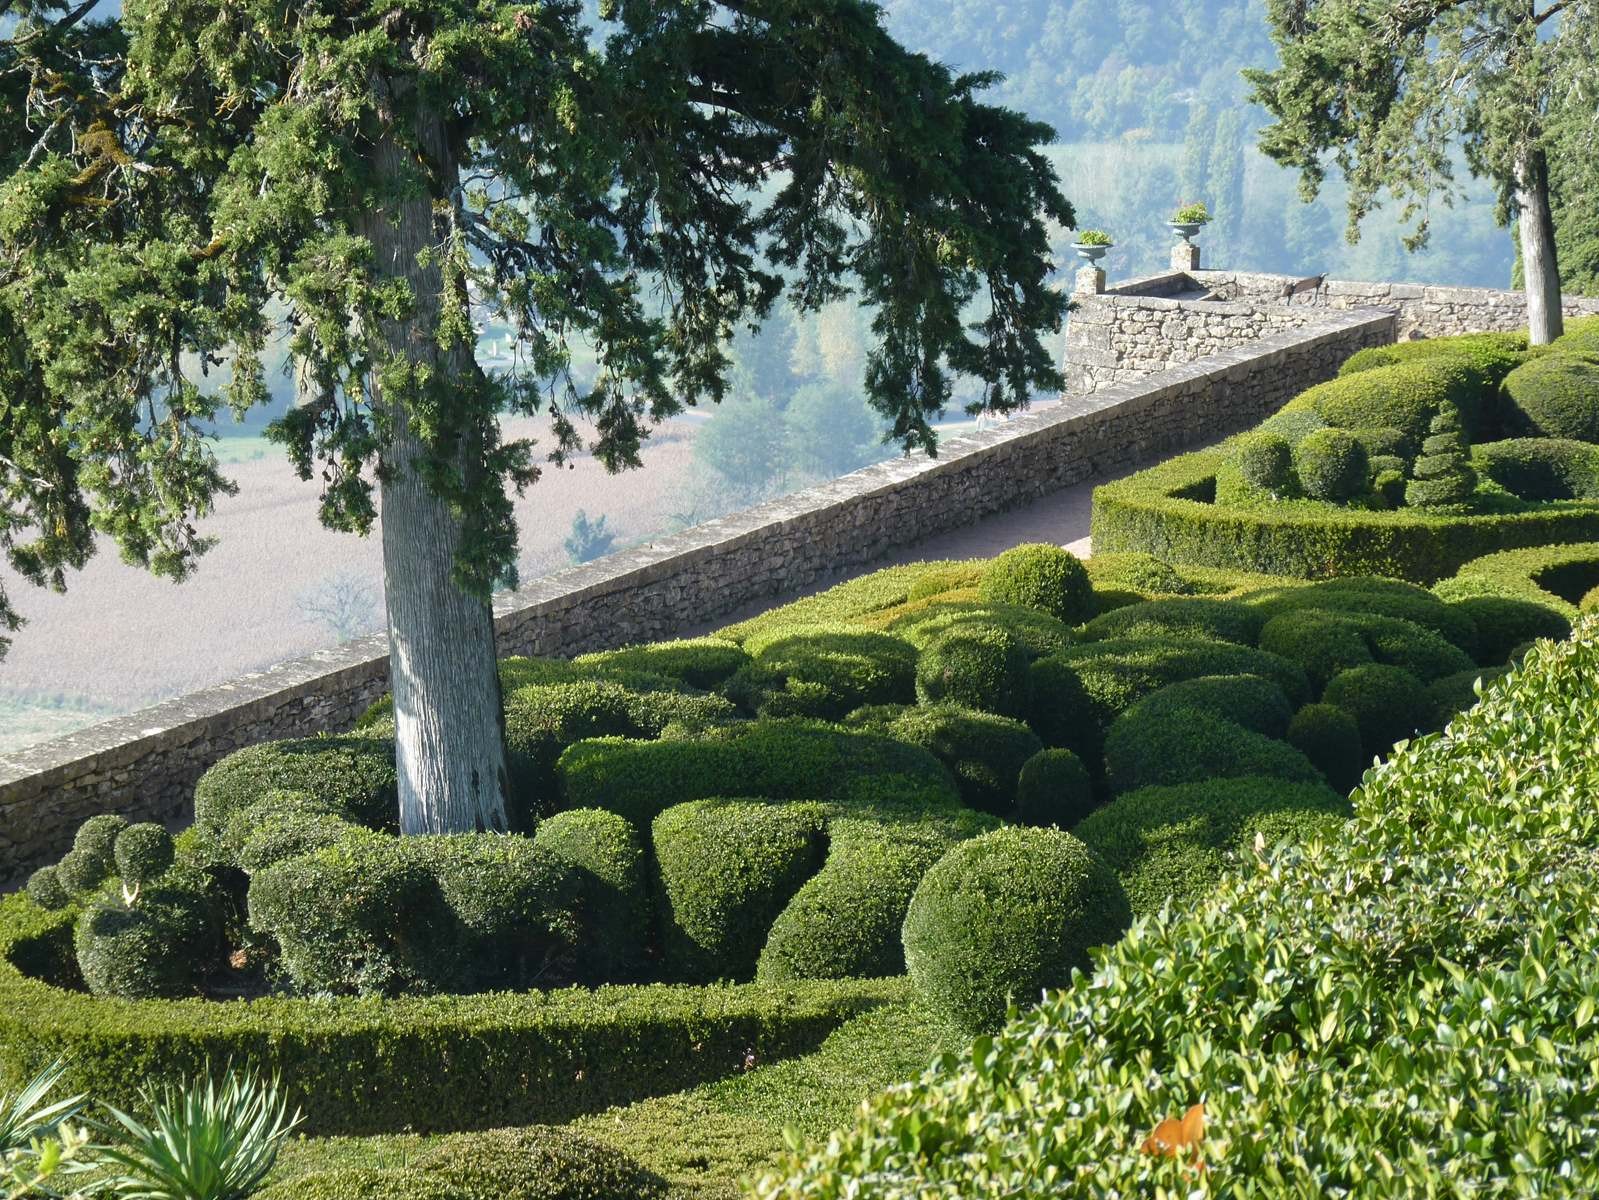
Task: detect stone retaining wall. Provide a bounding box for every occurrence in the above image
[1065,269,1599,394]
[0,307,1396,880]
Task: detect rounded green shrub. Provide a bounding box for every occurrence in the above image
[71,814,129,884]
[880,705,1042,816]
[112,823,175,885]
[757,802,993,982]
[573,638,751,690]
[1338,331,1529,388]
[1285,703,1365,793]
[1583,583,1599,613]
[74,868,220,999]
[249,832,580,996]
[532,808,649,982]
[1013,748,1095,828]
[262,1125,671,1200]
[727,628,917,719]
[556,720,957,830]
[54,849,108,895]
[1102,708,1324,796]
[1233,430,1293,494]
[1073,777,1350,918]
[1081,597,1264,646]
[1292,356,1484,441]
[1355,426,1411,461]
[887,600,1074,659]
[193,736,398,845]
[24,866,70,912]
[1244,576,1480,657]
[1258,407,1328,448]
[1444,596,1571,664]
[1259,608,1473,689]
[652,799,824,983]
[913,625,1030,716]
[1475,437,1599,501]
[905,562,987,602]
[978,543,1095,624]
[411,1126,672,1200]
[901,827,1131,1034]
[1122,674,1293,739]
[1038,637,1310,751]
[1083,552,1195,601]
[225,791,358,874]
[1321,664,1430,754]
[1293,427,1369,503]
[1502,352,1599,443]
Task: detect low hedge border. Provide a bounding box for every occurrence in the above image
[0,894,904,1136]
[1433,541,1599,619]
[1091,448,1599,582]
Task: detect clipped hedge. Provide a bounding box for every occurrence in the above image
[192,736,399,846]
[1433,541,1599,624]
[760,616,1599,1199]
[725,627,917,719]
[1119,674,1292,739]
[1091,447,1599,583]
[913,625,1031,716]
[1501,352,1599,443]
[1239,576,1480,657]
[1285,703,1365,793]
[0,892,906,1135]
[532,808,651,983]
[1013,748,1095,829]
[1475,437,1599,502]
[1283,356,1485,442]
[572,638,751,690]
[1073,776,1350,917]
[977,543,1094,624]
[1080,597,1264,646]
[859,705,1042,817]
[1257,608,1474,689]
[1320,664,1430,754]
[886,600,1074,660]
[1337,330,1529,388]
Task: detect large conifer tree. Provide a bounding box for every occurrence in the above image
[0,0,1072,833]
[1246,0,1599,343]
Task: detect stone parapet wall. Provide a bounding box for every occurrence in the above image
[1189,269,1599,341]
[1066,274,1322,393]
[0,307,1395,880]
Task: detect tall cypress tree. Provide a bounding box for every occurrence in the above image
[0,0,1072,833]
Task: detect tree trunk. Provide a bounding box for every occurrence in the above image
[356,84,512,836]
[1516,146,1564,345]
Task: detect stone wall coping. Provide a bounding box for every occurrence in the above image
[0,303,1394,799]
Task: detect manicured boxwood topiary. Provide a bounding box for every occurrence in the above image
[1073,776,1350,918]
[1285,703,1365,793]
[67,814,129,889]
[652,799,825,983]
[1258,608,1474,689]
[1554,314,1599,356]
[573,638,751,690]
[1082,552,1196,605]
[913,625,1030,716]
[1081,597,1265,647]
[1320,664,1430,754]
[1034,637,1310,753]
[977,543,1094,624]
[1501,352,1599,443]
[726,628,917,719]
[901,827,1131,1034]
[193,736,399,846]
[112,823,176,886]
[1446,595,1572,664]
[1474,437,1599,501]
[869,705,1043,816]
[886,600,1074,659]
[24,867,69,912]
[1101,708,1324,796]
[248,831,580,996]
[1432,541,1599,619]
[1091,447,1599,583]
[1425,666,1515,731]
[223,790,355,874]
[1233,430,1293,495]
[757,798,996,982]
[1013,748,1095,828]
[1406,406,1477,508]
[1288,356,1485,442]
[1338,330,1530,388]
[74,867,221,999]
[532,808,650,982]
[905,561,988,602]
[1293,427,1369,504]
[1121,674,1293,739]
[1241,576,1480,657]
[555,720,958,831]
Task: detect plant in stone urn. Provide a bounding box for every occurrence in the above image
[1169,202,1211,243]
[1072,230,1114,264]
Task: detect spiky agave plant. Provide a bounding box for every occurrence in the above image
[0,1058,101,1198]
[0,1060,86,1155]
[98,1069,301,1200]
